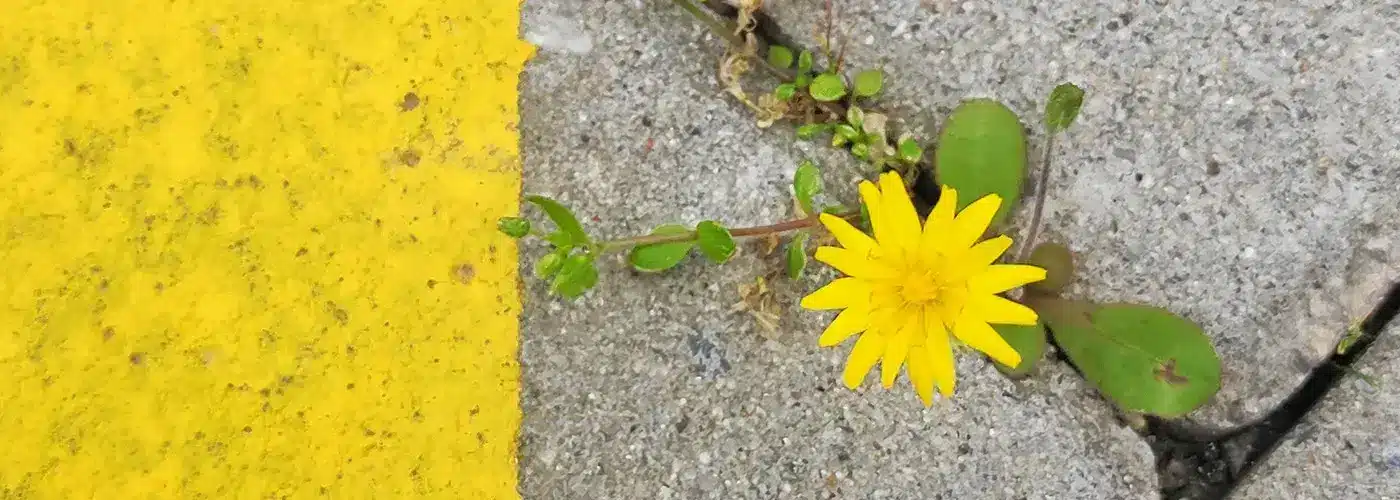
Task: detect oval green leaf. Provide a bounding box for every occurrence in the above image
[497,216,531,238]
[786,232,809,279]
[853,69,884,97]
[1036,299,1222,417]
[993,321,1047,378]
[533,250,566,279]
[696,221,737,263]
[551,254,598,300]
[797,50,814,72]
[628,224,695,272]
[1026,242,1074,295]
[809,73,847,102]
[767,45,794,69]
[793,159,823,215]
[1044,82,1086,133]
[933,99,1027,227]
[525,195,589,247]
[897,136,923,164]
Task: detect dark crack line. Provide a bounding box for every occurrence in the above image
[688,2,1400,499]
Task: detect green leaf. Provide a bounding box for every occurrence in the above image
[850,142,870,160]
[774,83,797,101]
[545,231,572,248]
[550,254,598,300]
[786,232,809,279]
[852,69,884,97]
[933,99,1027,227]
[1026,242,1074,295]
[993,321,1047,378]
[695,221,737,263]
[834,123,860,142]
[897,136,923,164]
[794,73,813,89]
[525,195,589,247]
[533,250,567,279]
[1034,299,1222,417]
[809,73,847,102]
[797,50,814,72]
[793,160,823,215]
[497,217,531,238]
[628,224,695,272]
[1044,82,1086,133]
[767,45,795,69]
[796,123,830,140]
[845,106,865,129]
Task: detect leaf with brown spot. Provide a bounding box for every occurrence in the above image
[1033,299,1221,417]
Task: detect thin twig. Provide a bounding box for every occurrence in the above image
[1017,133,1056,263]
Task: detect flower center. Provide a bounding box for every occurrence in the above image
[899,274,945,306]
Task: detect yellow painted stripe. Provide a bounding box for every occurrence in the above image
[0,1,533,498]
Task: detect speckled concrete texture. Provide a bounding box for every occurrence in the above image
[515,2,1157,497]
[763,0,1400,430]
[1233,322,1400,499]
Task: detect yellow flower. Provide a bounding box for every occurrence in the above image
[801,172,1047,406]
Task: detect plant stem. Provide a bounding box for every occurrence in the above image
[1018,133,1056,263]
[598,212,856,252]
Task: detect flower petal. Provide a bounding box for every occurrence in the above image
[878,172,920,254]
[858,180,886,245]
[818,212,875,255]
[842,332,887,390]
[951,314,1022,368]
[968,264,1047,295]
[950,193,1002,249]
[814,247,896,279]
[922,307,957,397]
[800,277,872,310]
[818,304,871,347]
[906,339,936,406]
[967,294,1039,326]
[963,235,1013,269]
[880,310,918,388]
[919,185,958,255]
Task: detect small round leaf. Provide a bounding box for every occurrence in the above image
[786,233,809,279]
[797,50,814,72]
[853,69,884,97]
[497,217,531,238]
[767,45,795,69]
[696,221,737,263]
[796,123,830,140]
[792,160,823,215]
[534,250,566,279]
[551,254,599,300]
[809,73,847,102]
[628,224,695,272]
[1044,82,1086,133]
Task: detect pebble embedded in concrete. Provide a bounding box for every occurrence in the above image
[763,0,1400,430]
[515,2,1158,497]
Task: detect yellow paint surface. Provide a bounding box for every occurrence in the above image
[0,1,533,498]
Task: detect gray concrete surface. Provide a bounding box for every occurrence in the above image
[1233,322,1400,499]
[515,2,1159,497]
[763,0,1400,430]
